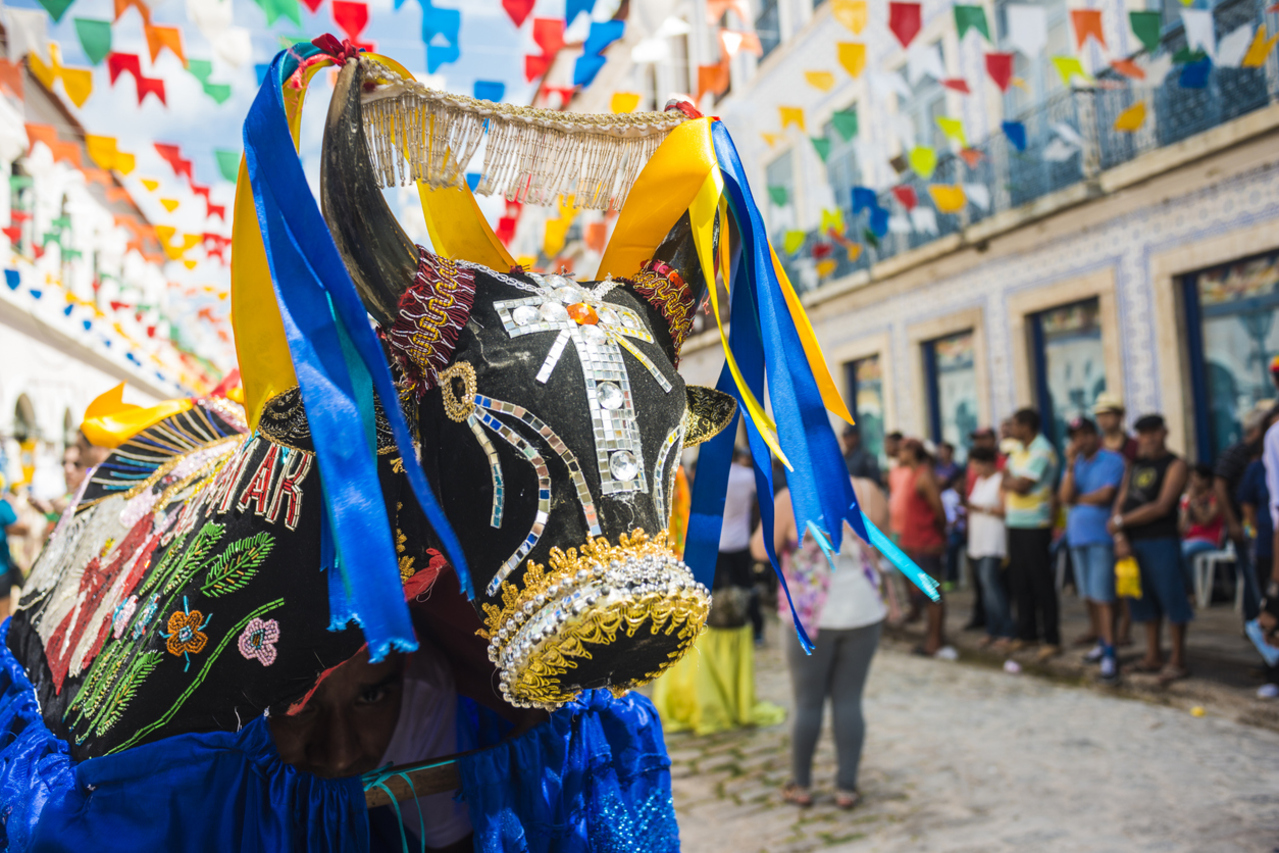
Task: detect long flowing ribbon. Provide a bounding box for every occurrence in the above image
[242,47,471,661]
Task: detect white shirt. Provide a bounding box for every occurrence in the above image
[378,645,472,848]
[966,474,1007,559]
[718,462,757,552]
[819,545,888,630]
[1266,421,1279,529]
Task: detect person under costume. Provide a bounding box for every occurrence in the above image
[0,39,938,852]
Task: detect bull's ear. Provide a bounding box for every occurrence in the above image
[682,386,737,446]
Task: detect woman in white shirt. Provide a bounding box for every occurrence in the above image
[751,476,888,811]
[966,446,1014,648]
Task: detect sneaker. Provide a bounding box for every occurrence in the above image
[1034,644,1061,662]
[1082,644,1105,664]
[1257,683,1279,699]
[934,645,959,661]
[1098,655,1118,684]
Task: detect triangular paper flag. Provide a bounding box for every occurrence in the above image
[214,149,241,182]
[891,185,917,210]
[1217,24,1256,68]
[929,184,966,213]
[761,132,782,146]
[936,117,966,146]
[1129,11,1162,54]
[141,178,160,191]
[779,106,806,131]
[810,136,832,161]
[59,67,93,107]
[954,6,990,42]
[114,152,135,174]
[6,9,50,65]
[610,92,640,113]
[1070,9,1106,51]
[909,146,937,179]
[1042,138,1078,161]
[911,207,938,234]
[1111,59,1145,79]
[831,0,867,34]
[985,52,1013,91]
[837,42,866,78]
[804,70,836,91]
[820,208,845,235]
[964,183,990,211]
[74,18,112,65]
[1179,58,1210,89]
[38,0,76,22]
[816,259,838,278]
[888,2,922,49]
[1002,120,1027,151]
[501,0,535,27]
[1182,10,1216,60]
[1242,25,1279,68]
[831,108,858,141]
[888,215,912,234]
[767,185,789,206]
[160,198,180,213]
[907,42,945,84]
[942,78,971,94]
[84,135,117,170]
[144,24,185,65]
[1052,55,1090,86]
[1006,4,1046,58]
[783,230,807,254]
[183,260,198,271]
[1113,101,1146,132]
[957,147,983,168]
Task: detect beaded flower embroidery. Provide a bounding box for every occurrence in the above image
[161,597,211,672]
[111,596,138,640]
[237,617,280,666]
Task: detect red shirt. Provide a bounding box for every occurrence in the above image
[890,465,945,553]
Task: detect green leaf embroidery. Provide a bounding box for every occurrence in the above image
[92,651,163,737]
[164,522,225,594]
[137,531,188,597]
[200,532,275,597]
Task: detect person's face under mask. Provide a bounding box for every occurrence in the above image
[269,648,405,778]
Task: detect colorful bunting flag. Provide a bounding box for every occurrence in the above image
[1111,59,1145,79]
[783,230,807,254]
[583,20,625,55]
[837,42,866,78]
[810,136,831,161]
[533,18,565,55]
[1179,57,1211,89]
[141,178,160,191]
[936,117,966,147]
[254,0,303,27]
[1002,120,1027,151]
[804,70,836,91]
[144,24,185,65]
[573,53,606,86]
[761,132,782,147]
[0,60,23,100]
[815,259,838,279]
[502,0,535,28]
[28,44,93,107]
[1182,10,1215,60]
[1070,9,1106,51]
[1051,55,1090,86]
[868,207,889,238]
[74,18,112,65]
[942,78,971,94]
[767,185,789,206]
[1128,11,1162,54]
[565,0,592,26]
[831,0,867,34]
[1217,24,1257,68]
[1243,25,1279,68]
[474,80,505,102]
[820,208,845,235]
[1113,101,1146,132]
[888,2,922,49]
[929,184,966,213]
[964,183,990,211]
[214,149,241,182]
[696,61,730,102]
[154,143,194,182]
[779,106,805,131]
[5,8,50,65]
[954,6,990,42]
[160,198,180,213]
[909,146,937,179]
[610,92,640,113]
[851,186,877,213]
[831,108,858,141]
[525,54,552,81]
[985,52,1013,91]
[332,2,374,49]
[957,147,983,169]
[38,0,76,23]
[891,185,917,210]
[1006,4,1046,58]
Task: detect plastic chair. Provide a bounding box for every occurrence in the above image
[1192,540,1237,609]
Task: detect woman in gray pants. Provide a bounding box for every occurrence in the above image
[751,477,887,809]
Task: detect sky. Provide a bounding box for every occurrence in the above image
[5,0,592,366]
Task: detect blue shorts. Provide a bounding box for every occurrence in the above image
[1071,543,1115,604]
[1128,536,1195,625]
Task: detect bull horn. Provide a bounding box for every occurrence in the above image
[320,57,419,328]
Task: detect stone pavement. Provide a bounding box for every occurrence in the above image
[666,627,1279,853]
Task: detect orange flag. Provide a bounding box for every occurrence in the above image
[1071,9,1105,51]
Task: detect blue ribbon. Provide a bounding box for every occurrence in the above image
[242,50,471,661]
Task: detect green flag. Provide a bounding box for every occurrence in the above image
[1172,46,1206,63]
[810,136,832,162]
[1129,11,1162,54]
[862,227,879,249]
[187,59,214,84]
[953,5,990,42]
[767,185,789,206]
[831,108,859,141]
[38,0,75,23]
[255,0,302,28]
[73,18,112,65]
[215,149,242,182]
[204,82,232,104]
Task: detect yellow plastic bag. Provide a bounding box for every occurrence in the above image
[1115,555,1142,599]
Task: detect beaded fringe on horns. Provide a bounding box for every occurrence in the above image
[359,60,686,211]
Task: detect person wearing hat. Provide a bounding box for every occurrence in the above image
[1108,414,1191,684]
[1093,393,1138,463]
[1059,417,1127,683]
[841,424,882,487]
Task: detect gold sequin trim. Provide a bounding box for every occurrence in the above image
[438,362,477,423]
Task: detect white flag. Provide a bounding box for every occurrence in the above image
[1215,23,1254,68]
[1181,9,1216,60]
[871,69,912,100]
[888,214,913,234]
[1043,138,1078,162]
[187,0,231,38]
[1052,122,1084,148]
[907,41,946,85]
[631,38,670,63]
[1142,53,1173,86]
[1006,4,1046,59]
[5,8,48,64]
[911,207,939,234]
[964,183,991,211]
[213,27,253,68]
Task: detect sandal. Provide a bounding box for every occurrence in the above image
[834,789,861,810]
[1123,659,1162,675]
[1157,664,1189,685]
[781,783,813,808]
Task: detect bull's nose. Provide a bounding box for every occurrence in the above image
[480,529,711,710]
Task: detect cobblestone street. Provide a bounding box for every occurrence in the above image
[668,633,1279,852]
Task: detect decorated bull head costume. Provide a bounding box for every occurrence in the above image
[0,40,935,848]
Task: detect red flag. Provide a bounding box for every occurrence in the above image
[2,226,20,244]
[301,0,324,10]
[891,185,917,211]
[525,53,552,81]
[496,216,517,245]
[207,203,227,221]
[107,52,141,85]
[190,183,212,207]
[533,18,565,54]
[502,0,535,27]
[331,2,369,41]
[888,3,921,48]
[985,52,1013,92]
[941,78,970,94]
[154,143,192,181]
[110,300,129,311]
[812,242,833,260]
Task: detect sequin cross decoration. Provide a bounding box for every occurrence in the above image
[494,273,673,497]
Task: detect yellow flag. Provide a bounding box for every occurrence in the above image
[85,135,118,170]
[180,234,202,251]
[610,92,640,113]
[909,146,937,179]
[936,117,966,146]
[783,230,807,253]
[28,45,58,88]
[114,151,136,175]
[1242,25,1279,68]
[141,178,160,191]
[837,42,866,78]
[779,106,806,131]
[831,0,867,34]
[816,259,838,278]
[804,71,836,91]
[160,198,180,213]
[183,259,198,270]
[760,132,782,146]
[59,67,93,107]
[820,208,845,235]
[543,217,570,258]
[1112,101,1146,132]
[1051,56,1090,86]
[929,184,966,213]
